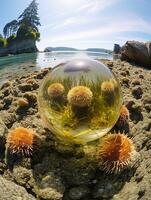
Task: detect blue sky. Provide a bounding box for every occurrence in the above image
[0,0,151,50]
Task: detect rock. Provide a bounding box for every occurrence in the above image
[93,175,124,199]
[121,77,129,85]
[113,181,139,200]
[0,112,16,128]
[132,86,143,99]
[68,186,90,200]
[113,44,121,54]
[61,157,96,186]
[1,81,12,89]
[18,98,29,108]
[23,92,37,103]
[38,188,63,200]
[0,176,36,200]
[18,83,32,92]
[131,79,141,86]
[0,117,7,155]
[121,41,151,67]
[143,94,151,105]
[3,96,13,106]
[13,167,32,187]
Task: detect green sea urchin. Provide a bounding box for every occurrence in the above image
[97,133,135,173]
[67,86,93,108]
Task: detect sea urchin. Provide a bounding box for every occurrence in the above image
[101,80,115,105]
[47,83,65,99]
[67,86,93,108]
[7,127,37,156]
[118,105,129,125]
[97,133,135,173]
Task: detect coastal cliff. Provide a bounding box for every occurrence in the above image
[0,39,38,57]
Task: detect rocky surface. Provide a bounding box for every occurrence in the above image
[121,41,151,68]
[0,59,151,200]
[0,39,38,57]
[113,44,121,54]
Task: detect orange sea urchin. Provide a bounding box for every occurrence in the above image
[7,127,37,156]
[118,105,129,125]
[97,133,135,173]
[67,86,93,108]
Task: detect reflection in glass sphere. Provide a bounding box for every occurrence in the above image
[38,59,123,144]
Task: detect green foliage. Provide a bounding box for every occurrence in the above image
[7,35,16,44]
[0,35,7,47]
[17,25,40,40]
[2,0,40,46]
[18,0,41,33]
[3,20,18,38]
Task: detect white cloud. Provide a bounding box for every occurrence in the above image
[42,16,151,42]
[38,15,151,50]
[77,0,119,13]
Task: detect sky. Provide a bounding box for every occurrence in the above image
[0,0,151,50]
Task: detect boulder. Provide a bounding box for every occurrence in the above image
[121,41,151,67]
[0,176,36,200]
[113,44,121,54]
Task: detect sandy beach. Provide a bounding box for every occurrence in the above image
[0,59,151,200]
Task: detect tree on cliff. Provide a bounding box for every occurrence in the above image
[18,0,41,32]
[3,20,18,38]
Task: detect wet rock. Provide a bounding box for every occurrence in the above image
[0,176,36,200]
[3,96,13,107]
[61,157,96,186]
[132,87,143,99]
[38,188,63,200]
[19,83,32,92]
[121,77,129,85]
[13,167,32,187]
[18,98,29,108]
[23,92,37,104]
[113,181,139,200]
[0,112,16,128]
[1,81,12,89]
[93,175,124,199]
[68,186,90,200]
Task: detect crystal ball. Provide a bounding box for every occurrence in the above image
[38,59,123,144]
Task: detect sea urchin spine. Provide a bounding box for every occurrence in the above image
[67,86,93,108]
[97,133,135,173]
[7,127,38,156]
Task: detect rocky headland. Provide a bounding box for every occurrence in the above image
[0,39,38,57]
[0,59,151,200]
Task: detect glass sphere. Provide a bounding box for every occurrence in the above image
[38,59,123,144]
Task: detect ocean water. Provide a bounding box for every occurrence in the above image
[0,51,113,84]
